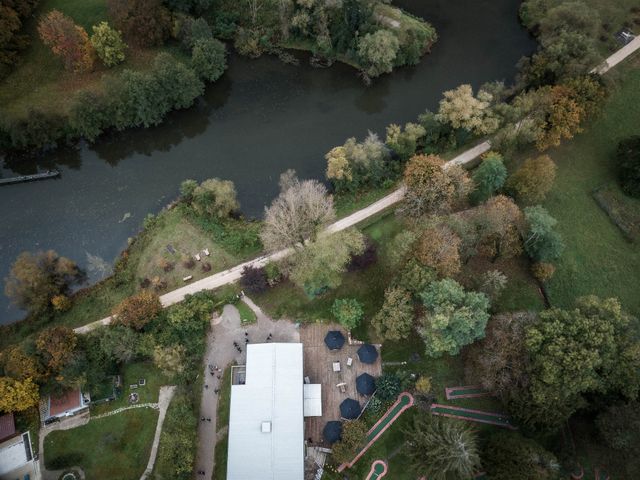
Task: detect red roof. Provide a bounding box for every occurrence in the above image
[0,413,16,441]
[49,389,82,416]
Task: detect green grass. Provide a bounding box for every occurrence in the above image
[334,184,399,218]
[91,361,167,415]
[214,434,229,480]
[542,60,640,316]
[44,408,158,478]
[584,0,640,54]
[216,364,232,431]
[236,300,257,324]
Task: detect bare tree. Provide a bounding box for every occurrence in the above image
[261,171,336,251]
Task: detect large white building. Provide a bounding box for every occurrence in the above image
[227,343,318,480]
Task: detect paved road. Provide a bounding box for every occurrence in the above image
[194,299,299,479]
[593,35,640,74]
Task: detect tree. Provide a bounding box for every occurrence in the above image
[191,178,239,218]
[153,345,186,375]
[151,52,205,110]
[156,394,197,475]
[415,224,462,278]
[357,29,399,78]
[240,266,269,294]
[536,85,585,150]
[392,259,436,296]
[464,312,536,403]
[347,237,377,271]
[471,195,523,260]
[596,402,640,451]
[38,10,94,72]
[523,206,564,262]
[401,154,471,217]
[91,21,126,67]
[112,291,162,330]
[471,152,507,204]
[385,122,426,161]
[372,286,414,341]
[191,37,227,82]
[531,262,555,282]
[286,229,365,296]
[325,133,389,191]
[415,376,431,393]
[95,325,142,363]
[36,326,77,372]
[507,155,556,204]
[5,250,85,314]
[331,420,367,464]
[107,0,171,47]
[0,377,39,412]
[483,431,561,480]
[179,179,198,201]
[0,0,40,78]
[405,415,480,480]
[261,172,335,251]
[417,279,490,357]
[616,136,640,198]
[331,298,364,330]
[522,296,640,429]
[69,90,110,141]
[479,269,508,301]
[436,84,499,135]
[0,345,43,381]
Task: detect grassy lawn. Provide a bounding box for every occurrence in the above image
[91,361,167,415]
[237,300,257,324]
[213,434,228,480]
[585,0,640,54]
[44,408,158,478]
[542,59,640,316]
[216,365,232,431]
[0,0,165,119]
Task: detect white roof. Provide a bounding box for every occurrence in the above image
[303,384,322,417]
[0,435,28,475]
[227,343,304,480]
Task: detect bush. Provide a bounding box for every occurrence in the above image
[507,155,557,204]
[182,257,195,269]
[616,136,640,198]
[331,298,364,330]
[523,206,564,262]
[112,291,162,330]
[531,262,555,282]
[357,29,400,78]
[596,402,640,451]
[376,372,401,401]
[91,22,126,67]
[471,152,507,204]
[191,37,226,82]
[240,266,269,294]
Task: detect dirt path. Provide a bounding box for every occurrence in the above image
[140,385,177,480]
[194,300,299,479]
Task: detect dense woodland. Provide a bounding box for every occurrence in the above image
[1,0,640,478]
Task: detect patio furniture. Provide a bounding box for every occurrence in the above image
[203,248,210,256]
[347,357,353,367]
[183,275,193,282]
[195,253,201,261]
[337,382,347,393]
[304,376,311,384]
[332,361,341,372]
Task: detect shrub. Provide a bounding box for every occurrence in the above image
[191,37,227,82]
[331,420,367,464]
[91,22,126,67]
[51,294,71,312]
[376,372,401,401]
[240,266,269,294]
[182,257,195,269]
[201,262,211,272]
[507,155,557,204]
[331,298,364,330]
[616,136,640,198]
[191,177,239,219]
[596,402,640,451]
[180,17,212,50]
[523,206,564,262]
[357,29,400,78]
[113,291,162,330]
[415,376,431,393]
[471,152,507,204]
[69,91,110,141]
[531,262,555,282]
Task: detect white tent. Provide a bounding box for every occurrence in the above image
[303,384,322,417]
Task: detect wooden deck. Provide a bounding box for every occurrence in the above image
[301,323,382,446]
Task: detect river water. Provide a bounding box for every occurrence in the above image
[0,0,535,324]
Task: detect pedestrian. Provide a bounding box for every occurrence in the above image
[245,338,249,343]
[205,384,209,389]
[207,418,211,422]
[245,331,248,336]
[201,417,205,421]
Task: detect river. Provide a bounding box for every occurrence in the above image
[0,0,535,324]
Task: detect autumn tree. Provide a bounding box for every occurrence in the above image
[5,250,85,315]
[401,154,471,218]
[0,345,43,381]
[418,279,490,357]
[523,206,564,262]
[405,415,480,480]
[470,195,523,260]
[191,178,239,219]
[372,286,414,341]
[240,265,269,294]
[536,85,585,151]
[464,312,536,403]
[91,21,126,67]
[436,84,499,135]
[285,229,365,296]
[520,296,640,429]
[38,10,94,72]
[507,155,557,204]
[261,171,335,251]
[107,0,171,47]
[357,29,399,78]
[392,259,436,296]
[479,269,508,301]
[471,151,507,204]
[153,345,186,375]
[415,224,461,278]
[0,377,39,412]
[482,431,561,480]
[36,326,77,373]
[331,298,364,330]
[331,420,368,464]
[112,290,162,330]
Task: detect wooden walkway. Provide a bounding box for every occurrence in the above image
[0,170,60,186]
[300,324,382,445]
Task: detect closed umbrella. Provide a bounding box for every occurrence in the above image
[340,398,361,419]
[323,421,343,444]
[356,373,376,395]
[324,330,345,350]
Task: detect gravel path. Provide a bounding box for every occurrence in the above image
[140,385,177,480]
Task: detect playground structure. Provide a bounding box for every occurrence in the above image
[337,392,414,472]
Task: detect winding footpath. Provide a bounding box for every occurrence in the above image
[72,36,640,335]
